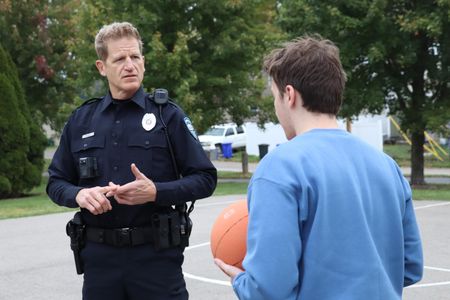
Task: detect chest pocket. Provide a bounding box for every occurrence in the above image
[128,130,172,179]
[128,130,166,149]
[71,136,105,181]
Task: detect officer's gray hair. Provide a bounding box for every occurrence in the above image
[95,22,143,61]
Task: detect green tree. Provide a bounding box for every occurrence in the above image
[0,0,80,129]
[73,0,280,132]
[277,0,450,184]
[0,44,46,198]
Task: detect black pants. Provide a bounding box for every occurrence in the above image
[81,241,188,300]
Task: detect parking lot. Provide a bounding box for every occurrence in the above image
[0,195,449,299]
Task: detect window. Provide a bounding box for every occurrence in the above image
[225,128,235,136]
[236,126,244,134]
[204,127,225,136]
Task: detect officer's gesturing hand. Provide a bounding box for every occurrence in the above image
[107,163,156,205]
[76,186,114,215]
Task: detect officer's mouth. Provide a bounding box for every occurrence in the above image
[122,74,138,79]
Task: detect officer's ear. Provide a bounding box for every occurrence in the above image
[95,60,107,77]
[142,55,145,72]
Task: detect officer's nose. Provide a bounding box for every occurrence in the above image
[124,57,133,70]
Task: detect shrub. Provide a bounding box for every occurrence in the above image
[0,45,46,198]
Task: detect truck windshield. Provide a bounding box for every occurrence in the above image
[204,127,225,136]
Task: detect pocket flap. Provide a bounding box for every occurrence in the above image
[128,131,166,149]
[71,136,105,152]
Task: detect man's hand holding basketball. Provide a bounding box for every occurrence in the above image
[214,258,244,281]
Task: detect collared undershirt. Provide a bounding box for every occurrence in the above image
[112,98,132,106]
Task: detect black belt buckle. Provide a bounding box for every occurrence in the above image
[115,227,132,247]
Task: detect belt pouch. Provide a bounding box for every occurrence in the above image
[152,213,170,250]
[169,211,181,246]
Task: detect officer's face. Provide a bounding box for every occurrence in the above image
[96,37,145,99]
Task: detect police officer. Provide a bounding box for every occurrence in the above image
[47,22,217,300]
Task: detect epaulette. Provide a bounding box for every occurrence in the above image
[79,97,103,108]
[167,99,182,111]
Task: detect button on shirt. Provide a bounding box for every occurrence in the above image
[47,87,217,228]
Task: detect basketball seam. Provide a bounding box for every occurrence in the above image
[213,215,248,266]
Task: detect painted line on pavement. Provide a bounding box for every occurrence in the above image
[407,281,450,288]
[415,202,450,210]
[195,199,243,208]
[185,201,450,288]
[184,241,231,286]
[424,266,450,273]
[183,272,231,286]
[185,242,210,251]
[184,241,450,289]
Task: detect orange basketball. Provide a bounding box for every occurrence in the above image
[210,199,248,269]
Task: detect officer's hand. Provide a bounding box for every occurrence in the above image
[107,163,156,205]
[75,186,114,215]
[214,258,244,281]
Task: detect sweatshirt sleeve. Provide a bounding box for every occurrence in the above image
[399,174,423,286]
[232,178,301,299]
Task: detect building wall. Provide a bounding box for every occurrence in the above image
[245,116,384,156]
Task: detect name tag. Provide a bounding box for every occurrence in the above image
[82,132,95,139]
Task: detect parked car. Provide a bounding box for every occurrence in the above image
[198,123,246,152]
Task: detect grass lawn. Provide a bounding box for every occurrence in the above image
[217,170,252,179]
[0,179,249,220]
[218,144,450,168]
[412,184,450,200]
[0,175,448,220]
[0,195,75,220]
[217,150,260,163]
[384,144,450,168]
[0,144,447,220]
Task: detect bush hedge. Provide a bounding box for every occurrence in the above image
[0,44,46,198]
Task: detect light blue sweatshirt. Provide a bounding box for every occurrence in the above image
[233,129,423,300]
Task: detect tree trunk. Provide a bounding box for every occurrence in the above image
[410,131,425,185]
[408,34,429,186]
[241,149,249,176]
[346,118,352,132]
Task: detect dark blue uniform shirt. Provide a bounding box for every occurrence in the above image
[47,87,217,228]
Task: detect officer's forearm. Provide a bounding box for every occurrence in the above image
[154,170,217,206]
[47,178,82,208]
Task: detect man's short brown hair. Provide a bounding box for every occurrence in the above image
[264,35,346,115]
[95,22,143,61]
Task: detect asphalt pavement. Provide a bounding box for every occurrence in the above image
[1,197,450,299]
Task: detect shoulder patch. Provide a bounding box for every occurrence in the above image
[184,117,198,140]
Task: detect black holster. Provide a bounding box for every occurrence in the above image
[66,212,85,275]
[151,205,192,251]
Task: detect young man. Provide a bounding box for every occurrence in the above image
[215,36,423,299]
[47,22,217,299]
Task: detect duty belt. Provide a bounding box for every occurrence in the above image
[85,226,153,247]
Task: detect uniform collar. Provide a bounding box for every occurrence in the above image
[100,86,147,112]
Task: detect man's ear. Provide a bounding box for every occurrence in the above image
[285,85,298,108]
[95,60,106,77]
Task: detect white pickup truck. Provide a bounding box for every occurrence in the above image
[198,123,246,152]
